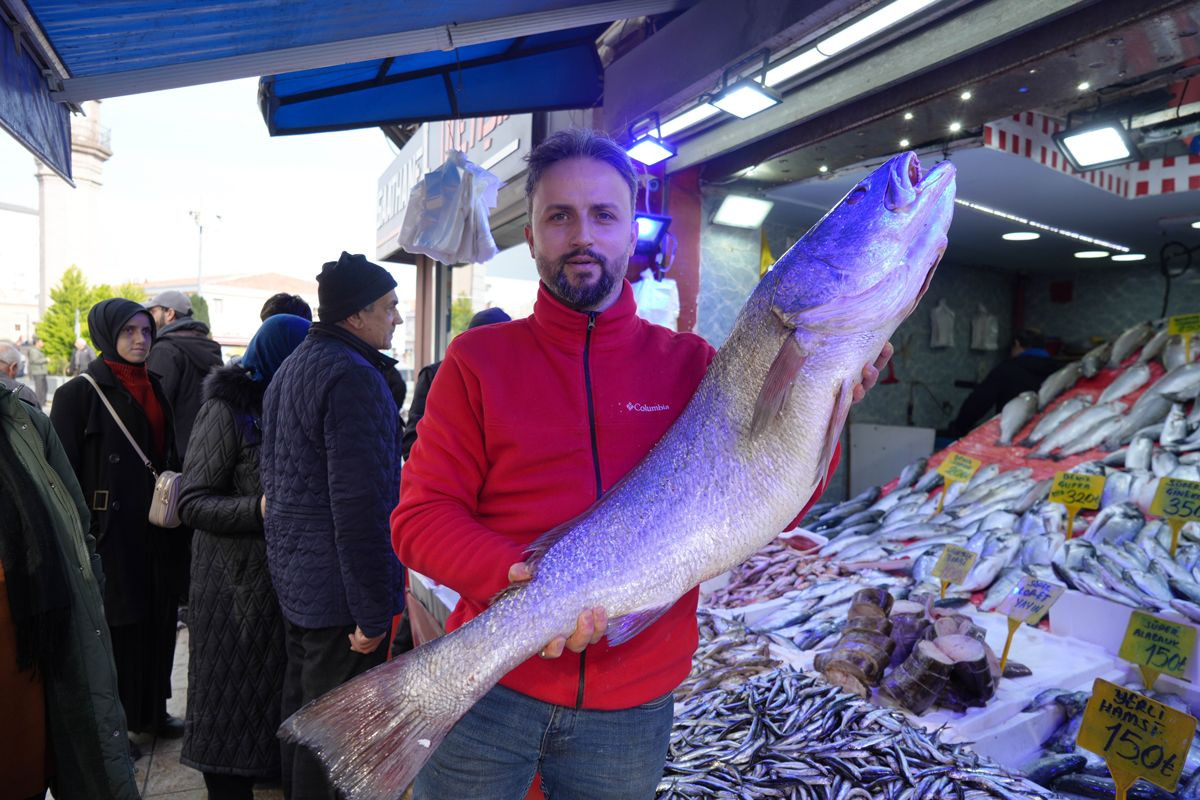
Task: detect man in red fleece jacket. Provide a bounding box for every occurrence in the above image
[392,129,887,799]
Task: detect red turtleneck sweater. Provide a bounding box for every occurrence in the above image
[105,360,167,459]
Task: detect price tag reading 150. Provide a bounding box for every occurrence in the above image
[1077,678,1197,800]
[1119,610,1197,691]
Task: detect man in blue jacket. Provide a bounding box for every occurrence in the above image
[261,251,405,800]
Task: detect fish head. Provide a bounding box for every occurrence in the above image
[766,152,956,332]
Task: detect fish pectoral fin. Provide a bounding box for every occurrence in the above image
[813,377,854,492]
[750,334,808,436]
[606,602,674,647]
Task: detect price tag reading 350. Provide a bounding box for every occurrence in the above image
[1049,471,1106,539]
[931,544,978,599]
[1151,477,1200,557]
[935,453,981,512]
[1119,610,1197,691]
[1077,678,1197,800]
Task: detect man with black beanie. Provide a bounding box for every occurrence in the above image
[261,252,405,800]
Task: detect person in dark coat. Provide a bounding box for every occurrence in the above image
[145,290,223,460]
[50,298,189,752]
[178,313,310,800]
[401,306,510,461]
[262,252,405,800]
[949,328,1061,437]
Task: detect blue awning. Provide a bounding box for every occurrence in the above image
[0,16,71,182]
[259,25,605,135]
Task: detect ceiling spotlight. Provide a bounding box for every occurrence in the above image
[1054,120,1140,171]
[960,91,972,101]
[1192,221,1200,229]
[708,49,782,119]
[1077,81,1090,91]
[899,138,910,147]
[904,112,914,121]
[818,165,829,173]
[1074,250,1110,259]
[1002,232,1040,241]
[713,195,774,229]
[949,121,962,132]
[1111,253,1146,262]
[624,112,675,166]
[634,214,672,255]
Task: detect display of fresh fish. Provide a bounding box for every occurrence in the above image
[1163,334,1200,372]
[1034,402,1124,458]
[1155,362,1200,403]
[1108,320,1154,367]
[1137,328,1170,364]
[1096,362,1151,404]
[1125,435,1154,471]
[1020,395,1091,448]
[1104,391,1173,449]
[1053,412,1123,459]
[278,152,958,797]
[1080,341,1113,378]
[894,457,928,490]
[1037,361,1082,410]
[997,391,1038,445]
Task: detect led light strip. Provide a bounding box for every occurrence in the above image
[954,198,1130,252]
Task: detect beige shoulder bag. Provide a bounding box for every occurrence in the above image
[81,373,182,528]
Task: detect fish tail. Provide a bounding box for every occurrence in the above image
[278,633,472,800]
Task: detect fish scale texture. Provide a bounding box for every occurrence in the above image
[178,367,285,776]
[261,329,403,637]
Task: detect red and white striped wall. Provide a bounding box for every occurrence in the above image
[983,111,1200,199]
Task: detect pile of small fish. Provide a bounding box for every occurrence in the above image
[703,539,844,607]
[657,669,1059,800]
[1020,681,1200,799]
[675,610,784,700]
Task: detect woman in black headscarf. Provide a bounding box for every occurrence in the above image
[50,298,188,757]
[177,313,310,800]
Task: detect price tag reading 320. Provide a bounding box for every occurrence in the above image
[937,453,981,484]
[1077,678,1197,799]
[1050,472,1106,509]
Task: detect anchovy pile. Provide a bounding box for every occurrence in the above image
[704,539,844,607]
[657,670,1058,800]
[675,610,784,700]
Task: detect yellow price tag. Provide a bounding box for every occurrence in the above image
[1119,610,1197,691]
[1050,472,1106,539]
[931,545,978,599]
[937,452,982,484]
[996,577,1066,672]
[1077,678,1197,799]
[1151,478,1200,557]
[1167,314,1200,336]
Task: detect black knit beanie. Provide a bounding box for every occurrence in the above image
[316,252,398,323]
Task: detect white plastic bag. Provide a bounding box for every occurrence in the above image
[398,151,502,264]
[929,298,956,349]
[970,303,999,351]
[632,268,680,330]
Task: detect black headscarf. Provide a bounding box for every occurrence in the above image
[88,297,157,364]
[0,413,70,676]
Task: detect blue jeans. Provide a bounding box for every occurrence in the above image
[413,684,674,800]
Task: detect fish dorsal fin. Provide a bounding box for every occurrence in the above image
[750,334,807,436]
[606,602,674,647]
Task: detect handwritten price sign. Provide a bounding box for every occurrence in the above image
[935,453,982,511]
[1167,314,1200,336]
[996,577,1066,672]
[931,544,978,599]
[1077,678,1197,800]
[1050,472,1106,539]
[1119,610,1197,690]
[1151,478,1200,556]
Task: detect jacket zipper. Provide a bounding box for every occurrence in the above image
[578,311,601,709]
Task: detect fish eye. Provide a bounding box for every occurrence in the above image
[845,186,869,205]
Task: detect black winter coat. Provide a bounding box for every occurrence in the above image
[177,365,284,778]
[146,318,223,459]
[49,359,186,626]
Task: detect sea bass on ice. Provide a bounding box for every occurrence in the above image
[278,152,957,798]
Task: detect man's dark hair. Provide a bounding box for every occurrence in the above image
[260,293,313,322]
[1014,328,1045,350]
[524,129,638,217]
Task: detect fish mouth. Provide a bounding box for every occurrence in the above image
[887,153,955,211]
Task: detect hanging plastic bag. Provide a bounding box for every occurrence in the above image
[398,151,502,264]
[929,298,956,349]
[970,303,999,351]
[632,268,680,330]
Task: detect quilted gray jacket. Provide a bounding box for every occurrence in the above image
[260,324,403,637]
[177,365,284,778]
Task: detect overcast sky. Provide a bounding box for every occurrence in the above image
[0,77,399,286]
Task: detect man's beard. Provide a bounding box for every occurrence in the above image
[542,248,626,311]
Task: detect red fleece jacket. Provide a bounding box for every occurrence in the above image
[392,281,834,709]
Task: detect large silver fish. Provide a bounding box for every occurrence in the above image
[1108,321,1154,367]
[1096,362,1150,404]
[277,152,957,798]
[1037,361,1082,410]
[997,390,1037,445]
